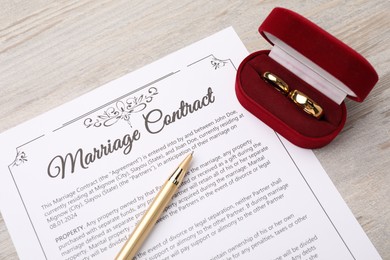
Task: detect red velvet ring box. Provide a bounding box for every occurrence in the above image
[235,7,378,148]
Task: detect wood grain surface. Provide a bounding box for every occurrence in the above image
[0,0,389,259]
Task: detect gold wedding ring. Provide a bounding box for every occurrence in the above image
[288,90,324,119]
[262,71,290,95]
[262,72,324,119]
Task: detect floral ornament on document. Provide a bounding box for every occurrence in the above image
[84,87,158,128]
[11,150,28,167]
[211,57,229,70]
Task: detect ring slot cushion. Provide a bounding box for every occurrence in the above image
[235,7,378,148]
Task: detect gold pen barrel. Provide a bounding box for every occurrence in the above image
[115,152,193,260]
[115,180,178,260]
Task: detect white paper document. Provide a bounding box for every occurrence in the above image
[0,27,381,260]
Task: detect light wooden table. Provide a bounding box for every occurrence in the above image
[0,1,389,259]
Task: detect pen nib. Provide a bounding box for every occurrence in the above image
[169,152,193,185]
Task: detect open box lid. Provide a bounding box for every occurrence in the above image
[259,7,378,104]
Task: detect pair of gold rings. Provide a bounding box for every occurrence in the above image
[262,72,324,119]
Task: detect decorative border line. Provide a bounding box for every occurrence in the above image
[187,54,237,71]
[8,134,47,259]
[275,134,356,260]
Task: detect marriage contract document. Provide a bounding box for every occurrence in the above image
[0,28,381,260]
